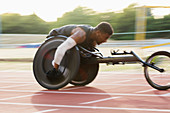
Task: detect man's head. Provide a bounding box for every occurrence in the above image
[94,22,114,45]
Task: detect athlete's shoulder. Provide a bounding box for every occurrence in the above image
[77,24,92,28]
[59,24,77,29]
[77,24,93,32]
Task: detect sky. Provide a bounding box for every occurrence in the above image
[0,0,170,22]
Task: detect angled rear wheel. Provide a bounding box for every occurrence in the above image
[70,63,99,86]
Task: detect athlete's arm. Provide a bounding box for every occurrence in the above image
[70,27,86,44]
[53,27,86,69]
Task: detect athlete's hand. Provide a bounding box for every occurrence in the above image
[46,68,62,80]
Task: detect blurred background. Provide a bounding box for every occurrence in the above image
[0,0,169,72]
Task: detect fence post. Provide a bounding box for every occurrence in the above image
[135,7,146,40]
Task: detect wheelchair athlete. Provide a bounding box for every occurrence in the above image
[46,22,114,80]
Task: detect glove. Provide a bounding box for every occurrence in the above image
[46,68,62,80]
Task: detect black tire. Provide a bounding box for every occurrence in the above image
[70,63,99,86]
[144,51,170,90]
[33,36,80,90]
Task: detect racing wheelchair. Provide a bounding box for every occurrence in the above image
[33,35,170,90]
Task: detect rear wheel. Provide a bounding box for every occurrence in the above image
[33,37,80,90]
[70,63,99,86]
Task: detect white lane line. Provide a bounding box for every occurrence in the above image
[80,96,121,105]
[34,109,59,113]
[0,94,42,100]
[62,87,85,90]
[0,81,35,84]
[0,102,170,112]
[0,80,149,87]
[94,83,149,86]
[0,89,169,97]
[1,84,32,88]
[135,89,157,93]
[0,70,32,72]
[112,79,137,84]
[161,93,170,96]
[0,76,32,77]
[98,77,143,80]
[98,72,143,75]
[0,81,149,87]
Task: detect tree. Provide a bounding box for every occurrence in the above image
[1,4,170,39]
[56,7,96,27]
[2,13,49,34]
[112,4,137,40]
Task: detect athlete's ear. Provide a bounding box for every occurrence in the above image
[95,29,101,36]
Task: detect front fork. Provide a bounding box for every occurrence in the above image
[128,51,164,73]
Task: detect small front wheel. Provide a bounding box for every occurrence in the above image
[144,51,170,90]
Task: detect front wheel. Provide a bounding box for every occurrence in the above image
[144,51,170,90]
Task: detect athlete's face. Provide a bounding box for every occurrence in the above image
[96,31,111,45]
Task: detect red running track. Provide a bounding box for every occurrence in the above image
[0,71,169,113]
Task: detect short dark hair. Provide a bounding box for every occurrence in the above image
[95,22,113,35]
